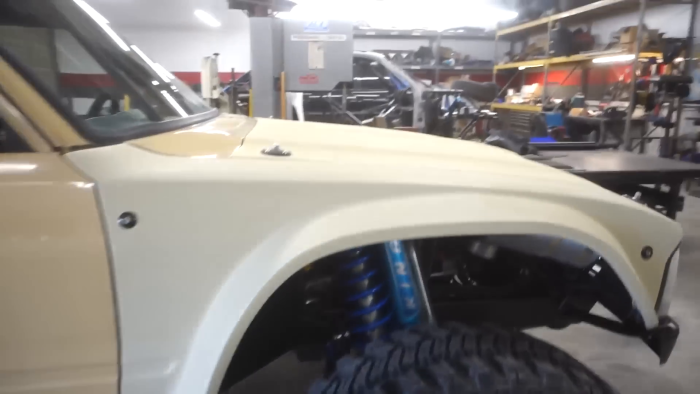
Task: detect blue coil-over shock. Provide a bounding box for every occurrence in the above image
[382,240,421,327]
[340,241,423,343]
[340,248,393,341]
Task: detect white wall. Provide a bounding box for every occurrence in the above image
[55,30,103,74]
[107,2,700,74]
[117,18,250,73]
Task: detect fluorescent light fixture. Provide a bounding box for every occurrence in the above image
[592,54,635,64]
[152,80,160,85]
[194,10,221,27]
[154,64,176,80]
[161,90,188,117]
[518,64,543,70]
[73,0,130,51]
[131,45,171,82]
[277,0,516,30]
[73,0,108,24]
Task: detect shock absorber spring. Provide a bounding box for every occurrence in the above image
[340,248,392,342]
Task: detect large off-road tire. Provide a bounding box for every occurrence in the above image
[309,323,616,394]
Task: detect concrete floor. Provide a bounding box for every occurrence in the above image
[229,197,700,394]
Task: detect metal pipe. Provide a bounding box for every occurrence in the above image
[548,64,579,100]
[623,0,648,151]
[495,69,523,100]
[671,0,699,156]
[493,33,499,83]
[280,71,287,119]
[341,83,348,114]
[542,21,552,100]
[405,241,434,323]
[435,33,442,83]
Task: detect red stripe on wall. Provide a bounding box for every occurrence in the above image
[523,65,633,86]
[59,73,116,88]
[59,72,246,88]
[172,72,246,85]
[409,71,508,86]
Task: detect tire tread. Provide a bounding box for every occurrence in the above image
[309,323,616,394]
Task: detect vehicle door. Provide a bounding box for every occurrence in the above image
[0,15,118,394]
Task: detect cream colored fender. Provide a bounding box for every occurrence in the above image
[66,142,680,394]
[177,194,666,394]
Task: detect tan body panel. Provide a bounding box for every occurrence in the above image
[129,115,255,158]
[0,153,118,394]
[0,60,89,148]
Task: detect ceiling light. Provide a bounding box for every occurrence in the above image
[154,64,176,80]
[519,64,543,70]
[161,90,188,117]
[131,45,171,82]
[195,10,221,27]
[279,0,516,30]
[73,0,108,24]
[152,80,160,85]
[592,54,635,64]
[74,0,130,51]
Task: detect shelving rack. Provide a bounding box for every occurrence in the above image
[355,27,496,82]
[492,0,697,151]
[354,28,494,41]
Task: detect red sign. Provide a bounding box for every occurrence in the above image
[299,74,319,85]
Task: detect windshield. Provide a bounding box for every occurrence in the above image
[0,0,215,143]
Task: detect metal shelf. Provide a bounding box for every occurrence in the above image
[491,103,542,112]
[354,29,494,40]
[494,52,662,70]
[496,0,688,39]
[492,0,697,152]
[402,65,493,73]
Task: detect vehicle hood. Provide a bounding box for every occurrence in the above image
[130,116,579,187]
[129,114,255,158]
[234,118,614,196]
[128,115,664,207]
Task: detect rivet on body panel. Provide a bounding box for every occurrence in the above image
[118,212,138,229]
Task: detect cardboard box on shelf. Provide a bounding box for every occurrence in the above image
[569,108,588,117]
[443,75,470,89]
[616,26,661,52]
[520,83,543,100]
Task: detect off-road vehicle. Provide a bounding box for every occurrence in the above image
[0,1,681,394]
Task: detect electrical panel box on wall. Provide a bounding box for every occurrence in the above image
[283,20,354,92]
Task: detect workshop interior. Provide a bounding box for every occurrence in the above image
[4,0,700,393]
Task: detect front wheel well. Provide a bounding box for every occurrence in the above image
[219,234,639,390]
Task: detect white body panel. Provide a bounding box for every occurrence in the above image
[66,117,682,394]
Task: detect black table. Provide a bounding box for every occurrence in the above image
[531,150,700,218]
[529,116,646,151]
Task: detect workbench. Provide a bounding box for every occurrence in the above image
[527,116,647,151]
[566,115,646,144]
[532,150,700,219]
